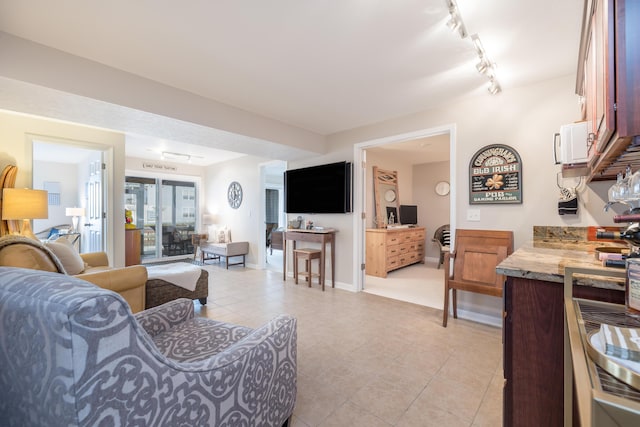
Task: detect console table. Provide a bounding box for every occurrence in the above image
[283,229,336,288]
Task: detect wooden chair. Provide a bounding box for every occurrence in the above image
[432,224,450,269]
[443,229,514,327]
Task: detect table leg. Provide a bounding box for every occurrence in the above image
[320,244,326,291]
[331,236,335,288]
[282,238,287,281]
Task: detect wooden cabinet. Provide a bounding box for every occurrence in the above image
[579,0,640,180]
[125,228,141,266]
[503,276,624,426]
[365,227,425,278]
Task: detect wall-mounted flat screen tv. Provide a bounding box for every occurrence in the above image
[285,161,352,214]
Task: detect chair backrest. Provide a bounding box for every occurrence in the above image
[451,229,514,292]
[0,267,142,425]
[434,224,450,245]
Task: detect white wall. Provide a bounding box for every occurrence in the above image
[32,160,80,232]
[327,74,617,323]
[204,155,271,268]
[0,110,127,266]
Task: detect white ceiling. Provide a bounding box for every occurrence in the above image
[0,0,584,164]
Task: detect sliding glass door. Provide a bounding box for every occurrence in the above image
[125,177,197,261]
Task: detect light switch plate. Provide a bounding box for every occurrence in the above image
[467,209,481,221]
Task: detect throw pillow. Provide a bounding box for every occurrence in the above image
[45,238,85,275]
[207,225,218,243]
[217,228,227,243]
[442,230,451,246]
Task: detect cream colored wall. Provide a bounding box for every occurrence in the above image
[414,161,450,260]
[0,110,127,266]
[328,74,616,323]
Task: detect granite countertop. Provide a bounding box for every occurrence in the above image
[496,240,627,291]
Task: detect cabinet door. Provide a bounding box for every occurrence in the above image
[615,0,640,137]
[584,0,615,155]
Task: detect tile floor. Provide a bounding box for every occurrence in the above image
[194,262,503,427]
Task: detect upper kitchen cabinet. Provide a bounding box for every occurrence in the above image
[577,0,640,181]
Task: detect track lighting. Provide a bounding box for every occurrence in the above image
[445,0,466,38]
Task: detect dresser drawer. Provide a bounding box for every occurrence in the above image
[386,235,402,245]
[386,245,401,257]
[398,243,411,254]
[387,255,400,270]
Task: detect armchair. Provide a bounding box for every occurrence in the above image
[0,235,147,312]
[0,267,297,426]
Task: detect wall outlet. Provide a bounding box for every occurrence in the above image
[467,209,481,221]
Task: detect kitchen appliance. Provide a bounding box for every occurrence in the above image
[554,122,589,177]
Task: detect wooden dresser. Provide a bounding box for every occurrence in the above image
[365,227,425,278]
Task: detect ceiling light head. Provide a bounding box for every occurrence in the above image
[446,15,460,31]
[488,79,502,95]
[476,59,489,75]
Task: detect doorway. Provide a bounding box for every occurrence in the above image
[353,124,456,309]
[32,139,109,254]
[125,176,198,261]
[259,160,286,271]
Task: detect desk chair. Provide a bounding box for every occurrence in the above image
[443,229,513,327]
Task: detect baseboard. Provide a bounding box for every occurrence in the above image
[453,308,502,328]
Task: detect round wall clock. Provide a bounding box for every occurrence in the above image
[435,181,450,196]
[227,181,243,209]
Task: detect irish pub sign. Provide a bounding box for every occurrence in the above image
[469,144,522,204]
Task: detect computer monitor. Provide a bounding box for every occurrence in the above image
[399,205,417,225]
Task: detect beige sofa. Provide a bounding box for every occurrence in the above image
[0,235,147,312]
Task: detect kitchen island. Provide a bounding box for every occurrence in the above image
[497,239,626,427]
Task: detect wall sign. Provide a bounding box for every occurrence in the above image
[469,144,522,204]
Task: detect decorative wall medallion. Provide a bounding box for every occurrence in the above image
[227,181,243,209]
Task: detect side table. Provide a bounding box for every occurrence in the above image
[191,233,208,261]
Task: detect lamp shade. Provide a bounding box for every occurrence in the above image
[65,207,85,217]
[2,189,48,220]
[203,214,217,225]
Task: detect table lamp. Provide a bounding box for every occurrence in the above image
[2,188,48,240]
[65,207,85,232]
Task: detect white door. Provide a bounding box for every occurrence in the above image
[84,156,104,253]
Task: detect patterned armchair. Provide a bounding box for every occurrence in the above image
[0,267,297,427]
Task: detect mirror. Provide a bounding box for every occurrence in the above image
[373,166,399,228]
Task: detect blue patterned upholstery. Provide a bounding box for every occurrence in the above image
[0,267,297,427]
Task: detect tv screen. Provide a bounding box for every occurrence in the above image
[285,162,352,214]
[399,205,418,225]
